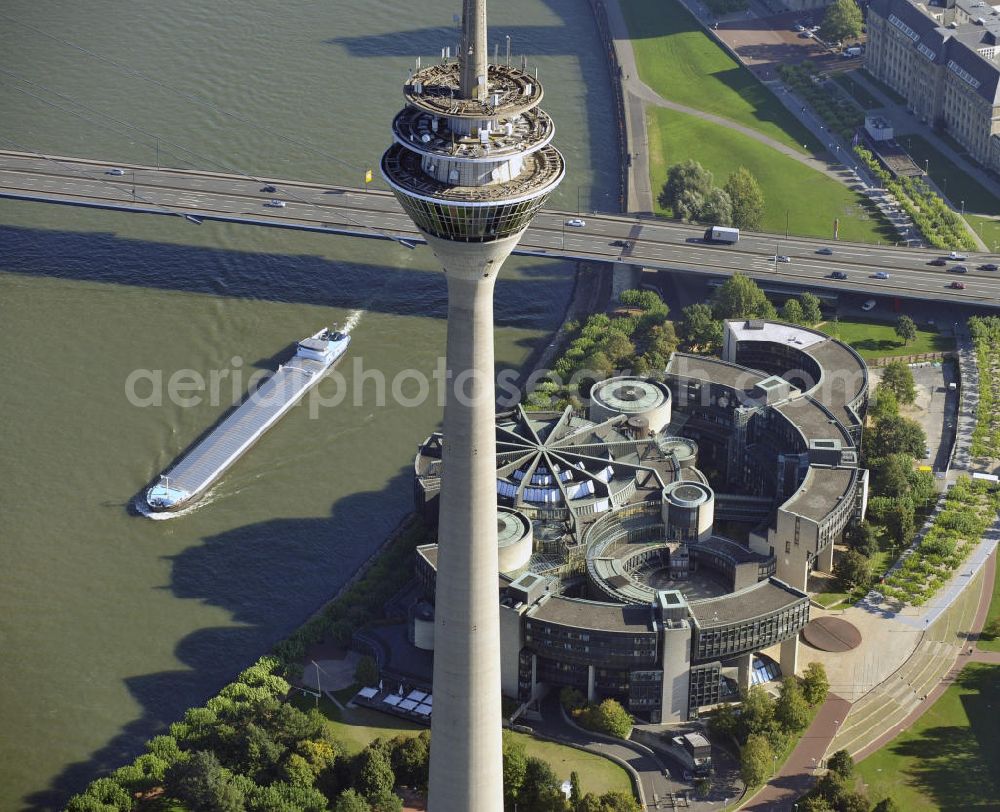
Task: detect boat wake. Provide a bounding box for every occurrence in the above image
[341,309,364,334]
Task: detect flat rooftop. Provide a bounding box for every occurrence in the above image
[690,578,807,627]
[780,465,859,521]
[530,595,655,632]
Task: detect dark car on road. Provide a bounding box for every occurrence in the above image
[928,259,947,266]
[980,263,999,271]
[949,280,966,289]
[260,184,277,193]
[830,271,848,280]
[950,265,969,273]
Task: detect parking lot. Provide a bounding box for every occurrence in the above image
[715,10,863,77]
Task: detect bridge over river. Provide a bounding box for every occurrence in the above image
[3,149,1000,307]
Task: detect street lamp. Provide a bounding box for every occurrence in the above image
[785,209,789,239]
[925,158,930,175]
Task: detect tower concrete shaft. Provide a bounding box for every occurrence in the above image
[423,234,520,812]
[459,0,488,101]
[381,1,563,805]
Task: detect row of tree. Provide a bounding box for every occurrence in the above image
[709,663,829,788]
[659,161,765,231]
[835,361,930,594]
[560,689,634,740]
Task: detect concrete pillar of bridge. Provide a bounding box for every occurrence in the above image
[819,541,834,574]
[737,653,753,695]
[587,664,597,703]
[780,636,799,679]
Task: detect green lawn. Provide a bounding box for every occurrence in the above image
[818,318,953,360]
[832,72,881,110]
[294,696,632,797]
[621,0,819,152]
[979,556,1000,652]
[967,215,1000,253]
[856,663,1000,810]
[646,107,895,242]
[903,136,1000,218]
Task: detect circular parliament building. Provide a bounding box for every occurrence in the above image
[411,320,869,722]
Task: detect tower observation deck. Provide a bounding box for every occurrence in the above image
[382,1,564,809]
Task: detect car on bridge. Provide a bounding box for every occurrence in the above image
[816,247,834,255]
[950,265,969,274]
[830,271,848,280]
[979,263,999,271]
[928,259,947,266]
[862,299,877,311]
[949,280,967,289]
[950,251,968,261]
[260,184,277,193]
[107,168,125,176]
[264,199,286,208]
[773,255,790,263]
[872,271,890,279]
[565,218,586,228]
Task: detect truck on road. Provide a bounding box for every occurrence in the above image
[703,225,740,244]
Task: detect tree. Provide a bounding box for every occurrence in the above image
[894,315,917,346]
[781,298,804,325]
[799,293,822,325]
[834,548,872,592]
[390,731,429,788]
[822,0,863,42]
[880,361,917,405]
[660,160,714,219]
[619,289,666,312]
[334,789,372,812]
[775,677,811,732]
[708,702,739,739]
[740,733,773,787]
[738,685,775,741]
[700,187,733,226]
[872,453,917,498]
[869,385,899,422]
[569,772,582,806]
[589,698,633,739]
[592,791,642,811]
[355,655,379,686]
[827,749,854,780]
[711,273,777,321]
[872,799,902,812]
[517,757,569,812]
[866,415,926,459]
[357,746,396,808]
[844,522,880,558]
[802,662,829,706]
[503,732,529,805]
[164,751,246,812]
[724,167,765,231]
[678,303,723,351]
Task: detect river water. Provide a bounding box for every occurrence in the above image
[0,0,617,807]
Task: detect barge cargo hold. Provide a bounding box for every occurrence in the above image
[144,326,351,513]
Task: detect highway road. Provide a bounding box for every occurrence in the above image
[2,149,1000,307]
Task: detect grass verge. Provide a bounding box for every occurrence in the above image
[856,663,1000,810]
[967,215,1000,253]
[646,107,895,242]
[978,548,1000,652]
[818,318,952,360]
[620,0,818,152]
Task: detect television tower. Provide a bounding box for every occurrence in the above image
[381,0,564,808]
